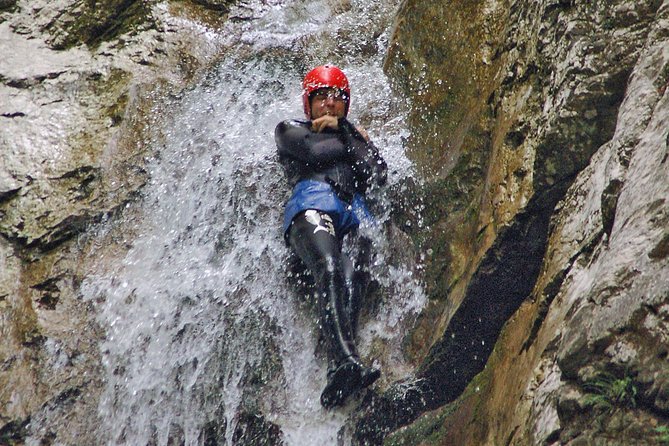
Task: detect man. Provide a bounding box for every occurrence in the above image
[275,65,387,408]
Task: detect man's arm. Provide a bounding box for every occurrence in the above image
[275,120,349,166]
[339,119,388,188]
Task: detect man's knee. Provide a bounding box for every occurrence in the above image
[317,254,339,277]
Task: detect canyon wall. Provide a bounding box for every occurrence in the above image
[2,0,668,445]
[363,0,669,445]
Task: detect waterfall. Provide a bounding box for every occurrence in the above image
[80,0,425,444]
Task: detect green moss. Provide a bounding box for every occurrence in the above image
[0,0,17,12]
[385,372,492,446]
[0,419,29,446]
[55,0,154,50]
[422,152,485,227]
[388,166,482,301]
[582,371,639,413]
[655,425,669,444]
[655,62,669,92]
[94,69,132,127]
[384,405,456,446]
[412,139,487,300]
[108,92,128,127]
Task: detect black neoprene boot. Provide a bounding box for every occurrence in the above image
[316,254,381,408]
[343,259,380,389]
[320,355,380,408]
[320,358,362,408]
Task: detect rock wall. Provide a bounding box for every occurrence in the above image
[3,0,669,445]
[0,1,226,443]
[359,0,669,444]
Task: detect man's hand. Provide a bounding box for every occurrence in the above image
[311,115,339,133]
[355,126,370,141]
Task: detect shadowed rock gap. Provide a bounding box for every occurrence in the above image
[351,0,654,440]
[353,91,629,444]
[353,181,569,444]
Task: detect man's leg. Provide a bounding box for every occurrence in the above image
[342,233,373,338]
[343,234,380,389]
[288,210,379,407]
[289,210,357,363]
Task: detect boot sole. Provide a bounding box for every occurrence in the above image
[360,367,381,389]
[320,362,362,408]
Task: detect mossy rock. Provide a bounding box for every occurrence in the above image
[0,0,17,12]
[50,0,154,50]
[190,0,235,12]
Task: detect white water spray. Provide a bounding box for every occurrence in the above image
[81,0,425,444]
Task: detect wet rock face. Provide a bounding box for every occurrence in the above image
[0,1,153,254]
[3,0,668,444]
[191,0,235,12]
[0,1,224,444]
[30,0,152,50]
[359,0,669,444]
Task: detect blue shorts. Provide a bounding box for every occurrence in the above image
[283,180,374,240]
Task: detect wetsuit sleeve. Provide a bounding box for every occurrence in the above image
[275,120,349,166]
[339,119,388,189]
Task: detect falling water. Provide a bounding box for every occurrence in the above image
[81,0,425,444]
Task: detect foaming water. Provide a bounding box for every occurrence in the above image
[81,0,425,444]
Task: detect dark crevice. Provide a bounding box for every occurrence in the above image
[51,387,82,408]
[25,213,94,253]
[505,425,520,446]
[6,186,144,261]
[0,417,30,446]
[6,71,65,89]
[417,195,554,405]
[31,276,63,310]
[354,181,572,444]
[649,233,669,260]
[52,165,100,181]
[601,178,624,239]
[0,187,21,203]
[644,303,659,316]
[191,0,235,12]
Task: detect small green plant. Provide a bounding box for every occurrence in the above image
[582,372,638,413]
[655,425,669,444]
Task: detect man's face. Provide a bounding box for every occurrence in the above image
[310,88,348,119]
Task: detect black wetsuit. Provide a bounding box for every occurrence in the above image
[275,117,387,407]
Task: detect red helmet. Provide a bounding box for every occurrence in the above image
[302,65,350,118]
